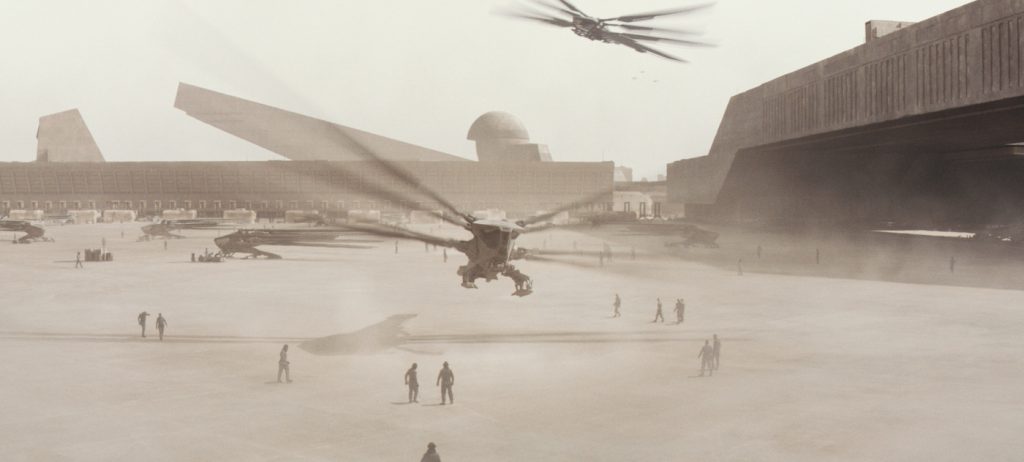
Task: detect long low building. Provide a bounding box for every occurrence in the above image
[0,159,612,219]
[1,84,613,220]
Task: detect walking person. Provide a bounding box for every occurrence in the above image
[137,311,150,338]
[75,251,83,269]
[278,344,292,383]
[612,294,621,318]
[155,313,168,341]
[405,363,420,403]
[436,361,454,405]
[674,299,685,324]
[698,339,714,377]
[652,298,664,323]
[420,442,442,462]
[712,334,721,370]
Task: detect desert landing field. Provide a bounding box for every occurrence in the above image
[2,222,1024,461]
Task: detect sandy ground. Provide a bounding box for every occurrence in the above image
[2,222,1024,461]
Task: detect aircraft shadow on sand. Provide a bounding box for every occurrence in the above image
[300,314,729,356]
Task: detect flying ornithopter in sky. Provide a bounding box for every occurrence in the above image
[498,0,714,62]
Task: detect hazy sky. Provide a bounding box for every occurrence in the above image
[0,0,972,179]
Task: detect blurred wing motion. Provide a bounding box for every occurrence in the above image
[214,228,380,259]
[497,1,714,62]
[139,219,233,241]
[518,188,614,229]
[599,3,714,22]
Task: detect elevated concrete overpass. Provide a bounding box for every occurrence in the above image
[669,0,1024,226]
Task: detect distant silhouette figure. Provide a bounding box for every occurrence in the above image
[395,241,399,254]
[163,240,168,250]
[612,294,621,318]
[815,248,820,265]
[405,363,419,403]
[652,298,664,323]
[737,258,743,276]
[698,339,714,376]
[950,256,956,274]
[137,311,150,337]
[421,442,441,462]
[278,344,292,383]
[443,248,448,263]
[712,334,721,370]
[437,362,454,405]
[674,299,685,324]
[156,313,168,341]
[757,244,762,259]
[75,251,83,269]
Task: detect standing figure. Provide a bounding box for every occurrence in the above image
[712,334,721,370]
[405,363,419,403]
[163,240,168,251]
[436,361,454,405]
[652,298,664,323]
[737,258,743,276]
[950,256,956,274]
[278,344,292,383]
[75,251,83,269]
[443,248,448,263]
[674,299,685,324]
[421,442,441,462]
[156,313,168,341]
[815,248,820,265]
[612,294,621,318]
[756,244,762,259]
[137,311,150,338]
[698,339,714,377]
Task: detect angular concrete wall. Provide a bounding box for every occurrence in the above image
[36,109,105,163]
[670,0,1024,207]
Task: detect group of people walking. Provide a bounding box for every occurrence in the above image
[405,362,456,405]
[136,311,168,340]
[613,295,723,376]
[613,294,686,324]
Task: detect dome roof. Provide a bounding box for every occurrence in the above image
[467,111,530,141]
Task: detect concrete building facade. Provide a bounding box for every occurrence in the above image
[2,85,613,220]
[668,0,1024,227]
[0,160,611,219]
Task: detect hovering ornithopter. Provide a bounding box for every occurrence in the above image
[498,0,714,62]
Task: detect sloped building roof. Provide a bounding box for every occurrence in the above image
[174,83,467,163]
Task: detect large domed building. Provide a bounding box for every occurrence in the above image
[467,111,552,163]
